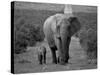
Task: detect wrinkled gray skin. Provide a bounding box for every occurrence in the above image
[43,13,81,65]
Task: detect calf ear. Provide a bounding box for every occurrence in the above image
[68,17,81,36]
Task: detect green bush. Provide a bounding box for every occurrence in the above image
[14,23,44,54]
[74,12,97,60]
[86,29,97,59]
[79,28,97,59]
[14,8,63,54]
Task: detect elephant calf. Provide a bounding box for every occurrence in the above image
[37,46,46,65]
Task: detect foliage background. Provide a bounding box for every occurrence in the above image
[14,2,97,59]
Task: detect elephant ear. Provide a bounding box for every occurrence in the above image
[68,17,81,36]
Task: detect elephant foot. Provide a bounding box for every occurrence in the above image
[59,60,68,65]
[59,62,67,65]
[52,60,57,64]
[39,62,43,65]
[58,56,69,65]
[52,56,57,64]
[44,61,46,64]
[50,46,57,64]
[52,57,57,64]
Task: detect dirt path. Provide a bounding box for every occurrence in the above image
[14,37,97,74]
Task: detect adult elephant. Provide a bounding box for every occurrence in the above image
[43,13,81,65]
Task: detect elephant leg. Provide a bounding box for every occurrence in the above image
[50,46,57,64]
[38,54,43,65]
[57,56,60,63]
[43,53,46,64]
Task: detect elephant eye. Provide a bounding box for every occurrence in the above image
[69,17,77,24]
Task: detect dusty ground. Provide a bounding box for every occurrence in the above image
[14,37,97,74]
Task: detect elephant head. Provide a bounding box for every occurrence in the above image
[43,14,81,65]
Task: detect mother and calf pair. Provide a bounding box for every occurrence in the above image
[37,13,81,65]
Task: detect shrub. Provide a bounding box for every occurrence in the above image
[14,9,61,54]
[14,23,44,54]
[79,27,97,59]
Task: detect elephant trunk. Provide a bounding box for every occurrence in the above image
[59,34,71,64]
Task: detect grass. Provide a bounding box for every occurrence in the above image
[14,37,97,74]
[13,5,97,73]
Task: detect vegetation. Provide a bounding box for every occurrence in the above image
[75,12,97,59]
[14,9,63,54]
[14,8,97,60]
